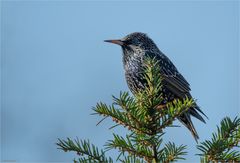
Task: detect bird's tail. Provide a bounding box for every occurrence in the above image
[178,103,208,142]
[190,104,208,123]
[178,112,199,143]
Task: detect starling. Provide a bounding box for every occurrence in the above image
[105,32,207,141]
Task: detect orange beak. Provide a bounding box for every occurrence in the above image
[104,39,124,46]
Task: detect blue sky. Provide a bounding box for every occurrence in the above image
[1,1,239,162]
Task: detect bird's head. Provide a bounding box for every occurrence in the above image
[105,32,159,56]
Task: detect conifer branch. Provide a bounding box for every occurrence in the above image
[56,138,113,163]
[197,116,240,162]
[93,102,152,135]
[57,57,218,163]
[158,142,187,162]
[155,98,194,133]
[105,133,154,161]
[112,92,147,130]
[119,155,145,163]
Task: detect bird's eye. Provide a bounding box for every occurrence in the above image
[122,39,132,45]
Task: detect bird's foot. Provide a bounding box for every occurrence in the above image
[155,104,167,110]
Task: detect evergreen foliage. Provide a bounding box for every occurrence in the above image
[57,58,239,162]
[197,116,240,162]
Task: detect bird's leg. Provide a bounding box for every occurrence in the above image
[155,104,167,110]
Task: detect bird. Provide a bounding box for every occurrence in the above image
[104,32,207,142]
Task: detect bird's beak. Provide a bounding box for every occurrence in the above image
[104,39,124,46]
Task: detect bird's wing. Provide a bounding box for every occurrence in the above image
[162,68,190,92]
[160,54,191,97]
[144,51,191,98]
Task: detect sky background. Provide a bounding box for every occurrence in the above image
[1,1,239,162]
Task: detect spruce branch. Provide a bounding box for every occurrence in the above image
[155,98,194,133]
[159,142,187,162]
[197,116,240,162]
[57,57,195,162]
[93,102,152,135]
[119,155,145,163]
[56,138,113,163]
[112,91,147,130]
[105,133,154,161]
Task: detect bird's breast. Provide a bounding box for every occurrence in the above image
[124,57,146,94]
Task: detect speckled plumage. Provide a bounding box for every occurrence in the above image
[105,32,207,141]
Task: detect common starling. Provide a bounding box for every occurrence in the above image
[105,32,207,141]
